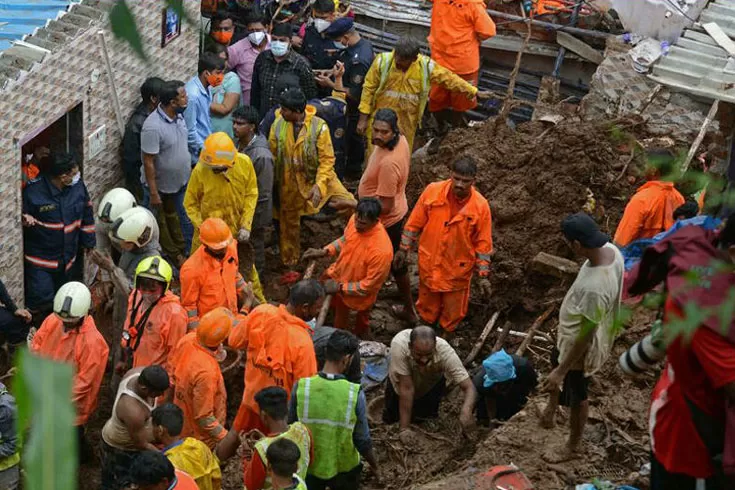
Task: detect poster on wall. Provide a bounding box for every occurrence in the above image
[161,7,181,48]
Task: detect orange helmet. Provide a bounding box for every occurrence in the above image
[199,132,237,168]
[199,218,233,250]
[197,307,234,348]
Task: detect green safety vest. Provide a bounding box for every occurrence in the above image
[374,51,435,127]
[254,422,312,490]
[273,115,326,187]
[296,375,361,480]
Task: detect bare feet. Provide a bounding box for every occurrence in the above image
[539,405,556,429]
[542,441,582,463]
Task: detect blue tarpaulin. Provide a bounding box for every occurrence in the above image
[0,0,75,51]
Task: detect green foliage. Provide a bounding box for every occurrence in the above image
[14,349,77,490]
[110,0,146,60]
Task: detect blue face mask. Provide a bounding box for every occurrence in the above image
[271,40,289,57]
[333,41,346,50]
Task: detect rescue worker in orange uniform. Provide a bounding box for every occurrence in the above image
[394,157,493,335]
[171,307,232,449]
[180,218,248,329]
[30,281,109,460]
[303,198,393,338]
[228,279,322,434]
[428,0,496,131]
[115,256,187,374]
[614,149,686,247]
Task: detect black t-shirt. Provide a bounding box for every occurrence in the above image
[473,354,537,421]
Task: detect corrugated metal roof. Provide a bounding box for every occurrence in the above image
[0,0,77,51]
[649,0,735,103]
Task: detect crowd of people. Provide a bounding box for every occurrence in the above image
[2,1,734,490]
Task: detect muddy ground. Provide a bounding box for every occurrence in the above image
[69,116,663,489]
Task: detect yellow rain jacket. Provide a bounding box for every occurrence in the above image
[358,51,478,154]
[269,105,354,265]
[184,153,265,303]
[164,437,222,490]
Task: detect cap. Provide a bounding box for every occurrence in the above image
[323,17,353,38]
[561,212,609,248]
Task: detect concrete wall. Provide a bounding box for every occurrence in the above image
[0,0,201,305]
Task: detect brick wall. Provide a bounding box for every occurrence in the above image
[0,0,200,305]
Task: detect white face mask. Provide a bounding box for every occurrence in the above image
[271,40,290,57]
[314,18,331,33]
[334,41,346,50]
[71,172,81,185]
[248,31,266,46]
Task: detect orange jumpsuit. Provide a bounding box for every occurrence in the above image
[325,216,393,336]
[614,180,685,247]
[428,0,496,113]
[31,315,109,426]
[401,179,493,332]
[228,304,317,433]
[171,332,227,449]
[180,241,245,329]
[121,290,188,372]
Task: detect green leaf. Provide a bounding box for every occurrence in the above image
[15,349,77,490]
[110,0,147,61]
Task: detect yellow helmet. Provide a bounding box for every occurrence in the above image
[199,132,237,168]
[134,256,173,292]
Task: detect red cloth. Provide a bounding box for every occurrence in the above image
[650,299,735,478]
[243,443,269,490]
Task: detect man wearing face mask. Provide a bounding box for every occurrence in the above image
[115,256,186,374]
[141,80,191,267]
[22,153,95,323]
[300,0,338,97]
[323,17,374,179]
[184,52,226,166]
[228,279,320,435]
[357,36,494,155]
[251,22,318,118]
[184,132,265,304]
[171,307,233,449]
[30,282,109,462]
[203,10,236,53]
[384,326,476,444]
[180,218,251,329]
[228,11,270,106]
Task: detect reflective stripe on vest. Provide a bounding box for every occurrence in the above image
[296,376,361,479]
[273,116,324,185]
[374,51,434,126]
[254,422,312,490]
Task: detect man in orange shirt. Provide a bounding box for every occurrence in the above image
[428,0,496,130]
[172,307,232,449]
[228,279,322,434]
[116,256,187,374]
[30,281,109,462]
[304,198,393,338]
[394,156,493,335]
[180,218,248,329]
[614,149,686,247]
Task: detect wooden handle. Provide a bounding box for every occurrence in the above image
[315,294,332,329]
[303,261,316,280]
[516,304,556,357]
[463,311,499,366]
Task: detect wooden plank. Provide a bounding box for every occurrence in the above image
[556,31,604,64]
[703,22,735,56]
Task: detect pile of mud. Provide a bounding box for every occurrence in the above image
[409,118,639,313]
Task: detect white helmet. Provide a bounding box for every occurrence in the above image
[111,207,156,247]
[98,188,137,223]
[53,282,92,320]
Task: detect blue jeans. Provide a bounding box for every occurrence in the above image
[173,185,193,254]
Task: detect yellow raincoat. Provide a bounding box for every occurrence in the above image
[269,105,354,266]
[164,437,222,490]
[184,153,265,303]
[358,51,478,155]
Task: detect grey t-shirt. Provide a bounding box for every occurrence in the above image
[140,106,191,194]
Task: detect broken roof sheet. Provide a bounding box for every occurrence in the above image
[0,0,76,51]
[648,0,735,103]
